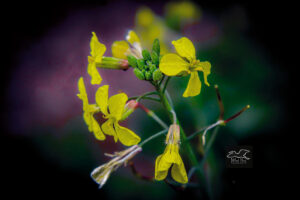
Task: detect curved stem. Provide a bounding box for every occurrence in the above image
[162,76,171,94]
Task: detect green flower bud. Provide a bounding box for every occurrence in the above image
[153,69,163,81]
[145,71,152,80]
[137,59,145,70]
[142,49,151,61]
[151,51,159,66]
[149,63,156,73]
[134,68,145,80]
[152,38,160,56]
[127,55,137,68]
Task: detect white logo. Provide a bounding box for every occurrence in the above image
[227,149,251,165]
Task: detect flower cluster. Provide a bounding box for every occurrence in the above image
[77,29,212,187]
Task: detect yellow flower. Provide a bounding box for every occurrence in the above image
[91,145,142,188]
[77,77,105,140]
[95,84,141,146]
[155,124,188,184]
[111,30,143,59]
[88,32,106,85]
[159,37,211,97]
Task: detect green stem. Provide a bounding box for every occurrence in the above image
[162,76,171,94]
[128,91,159,101]
[139,129,168,147]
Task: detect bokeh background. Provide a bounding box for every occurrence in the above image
[1,0,293,199]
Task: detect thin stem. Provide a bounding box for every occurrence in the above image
[137,103,169,129]
[214,85,224,120]
[128,91,159,101]
[186,126,208,141]
[202,120,223,146]
[139,129,168,147]
[162,76,171,94]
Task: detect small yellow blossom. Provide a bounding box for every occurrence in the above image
[165,1,201,23]
[155,124,188,184]
[112,30,143,59]
[95,84,141,146]
[88,32,106,85]
[77,77,105,140]
[159,37,211,97]
[91,145,142,188]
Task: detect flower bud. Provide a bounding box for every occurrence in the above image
[133,68,145,80]
[152,38,160,56]
[151,51,159,66]
[142,49,151,61]
[127,55,137,68]
[137,59,145,70]
[97,56,129,70]
[149,63,157,73]
[145,71,152,80]
[153,69,163,81]
[121,100,139,121]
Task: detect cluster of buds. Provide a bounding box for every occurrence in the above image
[129,39,163,82]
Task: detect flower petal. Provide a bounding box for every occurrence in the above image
[183,71,201,97]
[195,61,211,86]
[172,37,195,62]
[171,155,188,184]
[126,30,140,46]
[154,154,170,181]
[159,53,190,76]
[77,77,89,110]
[87,58,102,85]
[114,123,141,146]
[102,119,118,142]
[95,85,109,116]
[91,116,106,140]
[108,93,128,120]
[111,41,130,59]
[90,32,106,63]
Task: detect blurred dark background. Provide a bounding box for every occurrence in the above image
[1,0,293,199]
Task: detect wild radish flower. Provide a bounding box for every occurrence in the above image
[91,145,142,188]
[88,32,106,85]
[155,124,188,184]
[95,85,141,146]
[159,37,211,97]
[77,77,105,140]
[112,30,143,59]
[88,32,129,85]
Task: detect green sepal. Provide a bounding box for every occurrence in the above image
[137,59,145,70]
[142,49,151,61]
[153,69,163,81]
[134,68,145,80]
[145,71,152,80]
[152,38,160,56]
[127,55,137,68]
[151,51,159,66]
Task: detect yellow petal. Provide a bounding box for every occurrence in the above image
[90,32,106,63]
[108,93,128,120]
[87,58,102,85]
[172,37,196,62]
[102,119,118,142]
[111,41,130,59]
[95,85,109,116]
[195,61,211,86]
[77,77,89,110]
[183,71,201,97]
[91,116,106,140]
[114,123,141,146]
[171,155,188,184]
[159,54,190,76]
[83,112,93,132]
[154,154,170,181]
[126,30,140,46]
